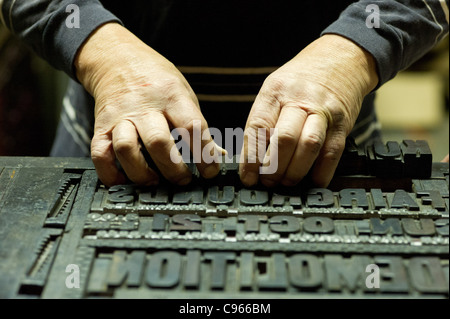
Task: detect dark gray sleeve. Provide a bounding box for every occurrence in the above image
[0,0,122,80]
[322,0,449,88]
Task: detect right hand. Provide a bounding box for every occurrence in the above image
[75,23,221,186]
[239,35,379,188]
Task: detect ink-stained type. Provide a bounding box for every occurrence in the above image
[0,139,448,298]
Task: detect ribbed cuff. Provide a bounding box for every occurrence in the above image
[322,1,449,89]
[42,0,122,80]
[321,3,401,90]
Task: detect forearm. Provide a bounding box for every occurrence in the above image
[294,34,379,105]
[1,0,121,79]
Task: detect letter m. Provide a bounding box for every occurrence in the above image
[325,255,372,292]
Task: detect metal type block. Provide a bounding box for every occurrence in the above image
[0,140,448,298]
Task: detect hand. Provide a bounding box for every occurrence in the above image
[75,23,221,186]
[239,34,379,187]
[442,154,449,163]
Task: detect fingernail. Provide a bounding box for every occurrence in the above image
[178,176,192,186]
[203,165,219,179]
[241,171,258,186]
[281,178,297,187]
[261,177,277,188]
[113,173,127,186]
[146,170,159,185]
[145,178,159,186]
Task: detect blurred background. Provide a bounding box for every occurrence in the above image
[0,24,67,156]
[0,24,448,160]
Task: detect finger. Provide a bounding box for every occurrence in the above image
[310,130,346,187]
[259,105,307,187]
[281,113,327,186]
[239,92,280,186]
[91,131,127,186]
[136,111,193,185]
[112,120,159,185]
[166,98,221,179]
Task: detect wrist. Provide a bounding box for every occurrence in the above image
[315,34,379,96]
[74,22,148,96]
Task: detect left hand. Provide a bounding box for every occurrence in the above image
[239,34,379,187]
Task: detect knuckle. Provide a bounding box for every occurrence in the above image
[303,132,325,154]
[90,150,106,165]
[181,118,204,134]
[323,139,345,162]
[277,130,298,148]
[263,75,287,93]
[153,77,186,103]
[146,132,169,151]
[156,76,183,91]
[113,138,135,156]
[247,115,273,131]
[90,141,109,164]
[330,108,346,122]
